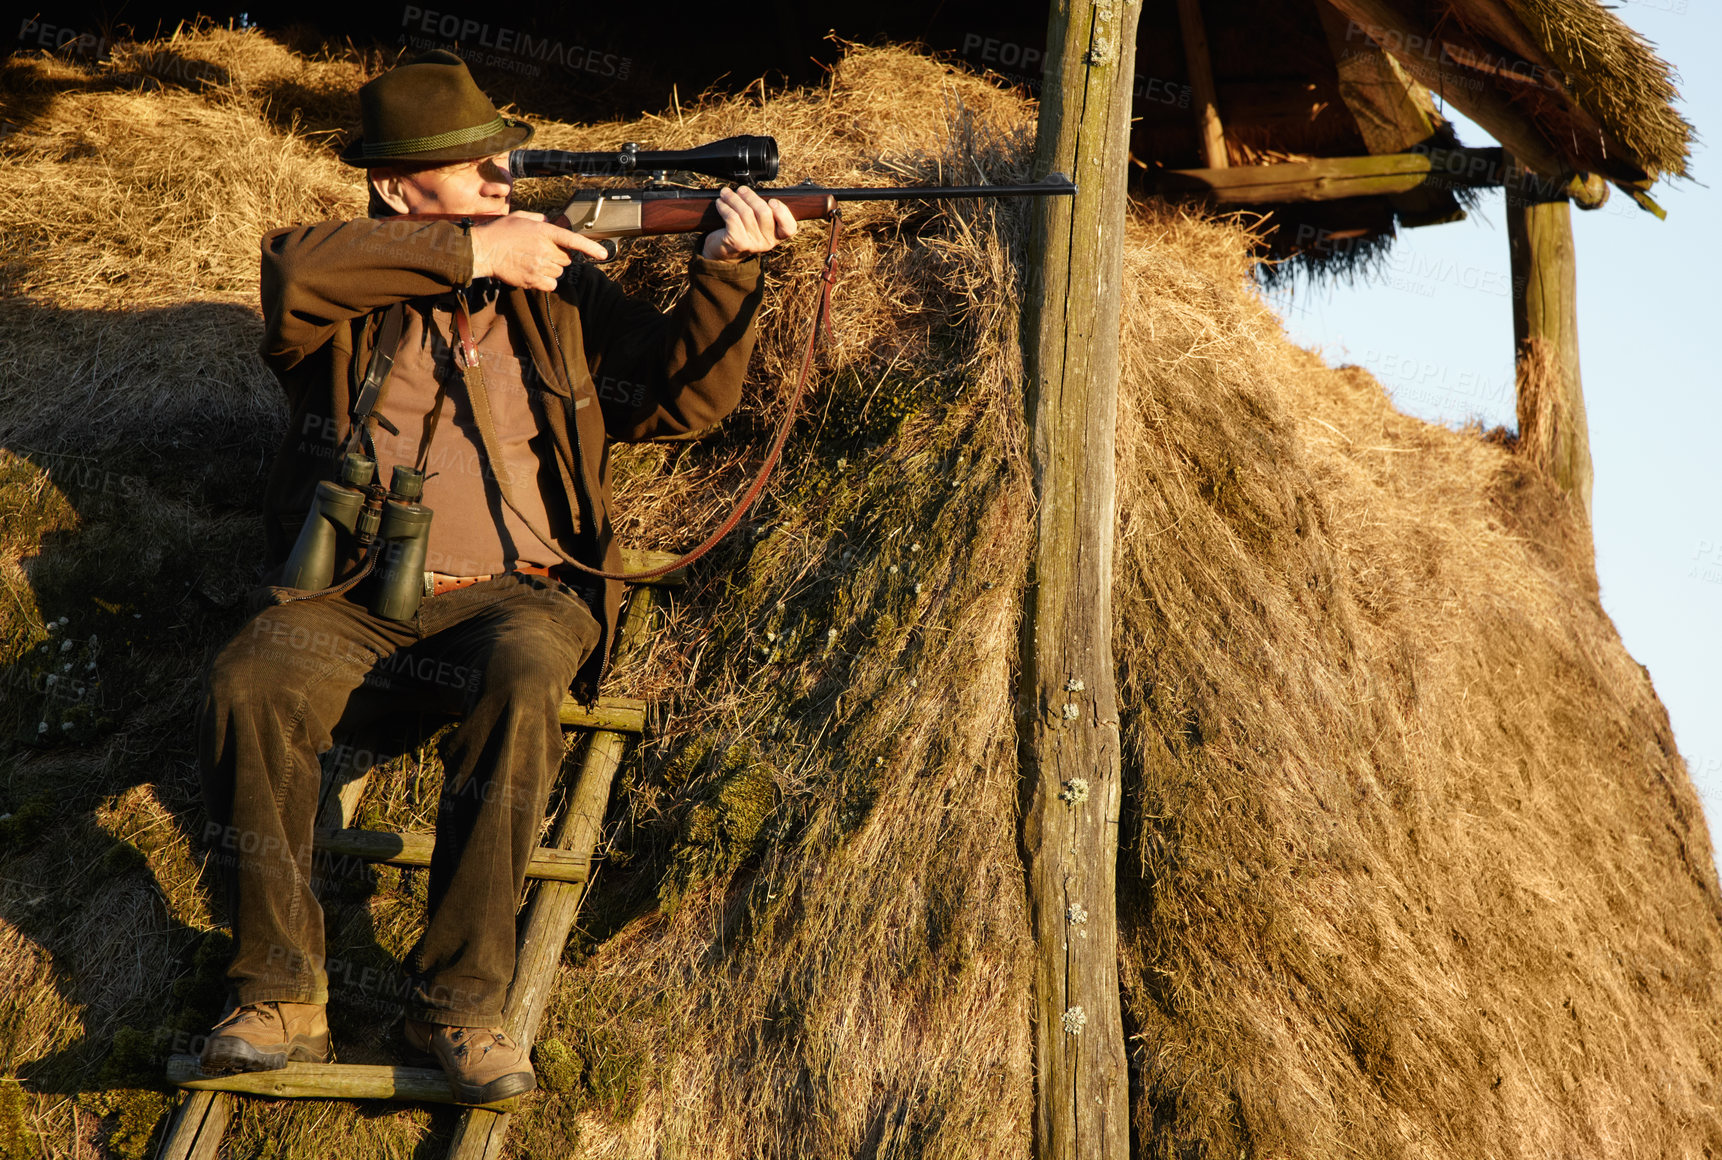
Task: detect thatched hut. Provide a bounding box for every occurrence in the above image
[0,11,1713,1160]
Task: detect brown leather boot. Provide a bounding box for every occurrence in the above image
[404,1019,536,1104]
[199,1001,331,1073]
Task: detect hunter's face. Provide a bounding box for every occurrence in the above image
[374,152,514,216]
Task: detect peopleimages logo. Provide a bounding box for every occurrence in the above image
[399,7,632,80]
[16,18,111,57]
[955,31,1191,106]
[1690,539,1722,586]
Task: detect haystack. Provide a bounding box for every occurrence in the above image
[1,26,1717,1160]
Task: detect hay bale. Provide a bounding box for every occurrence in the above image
[0,26,1717,1160]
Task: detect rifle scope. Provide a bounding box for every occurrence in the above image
[508,135,780,184]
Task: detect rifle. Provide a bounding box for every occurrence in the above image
[505,134,1076,248]
[400,135,1072,582]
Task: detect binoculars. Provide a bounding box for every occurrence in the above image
[280,453,433,621]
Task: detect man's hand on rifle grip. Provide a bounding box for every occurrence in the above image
[703,186,798,263]
[470,212,609,292]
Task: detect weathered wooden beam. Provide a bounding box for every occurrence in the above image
[1506,159,1593,520]
[314,829,591,883]
[1314,0,1462,228]
[1314,0,1436,154]
[165,1056,521,1111]
[1174,0,1227,168]
[1321,0,1575,182]
[557,694,646,732]
[153,1088,228,1160]
[1021,3,1139,1158]
[1153,145,1506,204]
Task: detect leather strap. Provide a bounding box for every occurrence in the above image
[451,214,843,583]
[344,304,407,457]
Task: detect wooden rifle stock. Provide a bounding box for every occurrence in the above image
[589,192,837,238]
[550,178,1074,240]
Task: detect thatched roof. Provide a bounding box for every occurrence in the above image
[2,28,1718,1160]
[1446,0,1690,180]
[1130,0,1692,271]
[1155,0,1694,186]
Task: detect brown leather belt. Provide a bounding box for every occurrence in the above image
[427,564,555,598]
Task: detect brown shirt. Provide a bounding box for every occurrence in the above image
[369,286,569,577]
[258,216,765,688]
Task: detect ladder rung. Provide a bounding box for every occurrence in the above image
[558,694,646,733]
[617,547,689,585]
[314,829,589,883]
[164,1056,523,1112]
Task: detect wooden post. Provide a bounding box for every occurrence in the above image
[1174,0,1228,168]
[1020,2,1140,1158]
[1506,159,1593,520]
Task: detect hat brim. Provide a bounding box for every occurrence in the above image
[339,117,534,167]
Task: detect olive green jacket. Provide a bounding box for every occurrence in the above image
[257,217,764,690]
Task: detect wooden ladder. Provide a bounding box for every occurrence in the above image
[156,549,680,1160]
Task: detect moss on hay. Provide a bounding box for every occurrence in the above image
[0,1080,37,1160]
[76,1087,173,1160]
[658,739,781,910]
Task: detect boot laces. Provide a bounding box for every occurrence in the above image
[213,1002,277,1033]
[448,1026,506,1061]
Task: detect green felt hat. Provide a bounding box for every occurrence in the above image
[341,50,533,167]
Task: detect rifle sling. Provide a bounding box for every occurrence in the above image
[450,213,842,584]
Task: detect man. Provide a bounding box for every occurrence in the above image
[196,50,794,1103]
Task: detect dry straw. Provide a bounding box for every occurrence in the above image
[0,25,1717,1160]
[1492,0,1692,177]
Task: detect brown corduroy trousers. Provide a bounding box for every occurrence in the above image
[197,573,598,1027]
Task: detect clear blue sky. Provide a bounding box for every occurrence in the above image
[1268,2,1721,843]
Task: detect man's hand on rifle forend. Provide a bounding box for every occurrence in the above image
[469,212,607,292]
[703,186,798,263]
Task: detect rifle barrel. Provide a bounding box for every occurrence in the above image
[562,179,1076,205]
[787,180,1076,201]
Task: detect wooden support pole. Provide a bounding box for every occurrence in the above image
[616,547,690,584]
[1321,0,1574,182]
[1506,160,1593,520]
[153,1088,228,1160]
[1174,0,1228,168]
[1021,3,1139,1158]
